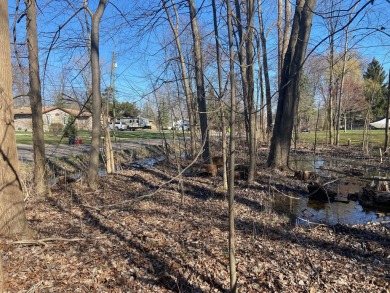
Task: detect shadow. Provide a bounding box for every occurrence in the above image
[43,188,226,292]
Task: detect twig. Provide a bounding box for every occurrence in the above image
[90,136,209,209]
[270,185,300,199]
[26,280,45,293]
[11,237,85,246]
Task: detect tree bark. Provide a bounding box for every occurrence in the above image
[25,0,50,197]
[267,0,317,169]
[234,0,256,182]
[87,0,108,188]
[188,0,211,163]
[336,17,351,145]
[163,0,196,158]
[226,1,237,290]
[257,2,273,136]
[212,0,228,190]
[385,71,390,151]
[0,0,33,238]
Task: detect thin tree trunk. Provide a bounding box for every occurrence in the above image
[0,0,33,238]
[163,0,196,158]
[327,4,336,145]
[25,0,50,197]
[188,0,211,163]
[336,20,351,145]
[258,2,273,136]
[267,0,317,169]
[226,1,237,290]
[246,0,256,182]
[87,0,108,188]
[277,0,283,89]
[385,71,390,151]
[234,0,256,182]
[282,0,291,62]
[212,0,228,190]
[0,254,3,293]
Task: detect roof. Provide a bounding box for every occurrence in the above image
[370,118,390,129]
[13,106,92,117]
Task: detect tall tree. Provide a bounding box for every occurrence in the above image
[0,0,32,238]
[268,0,317,169]
[188,0,211,163]
[24,0,50,197]
[211,0,228,190]
[363,58,387,120]
[234,0,256,182]
[86,0,108,188]
[162,0,196,158]
[226,1,237,289]
[257,1,273,135]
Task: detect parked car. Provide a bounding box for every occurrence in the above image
[110,121,128,131]
[170,120,190,131]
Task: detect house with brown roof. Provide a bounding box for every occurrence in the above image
[13,106,92,132]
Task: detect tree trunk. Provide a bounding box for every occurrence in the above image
[0,0,33,238]
[188,0,211,163]
[258,2,273,136]
[336,18,351,146]
[163,0,196,158]
[267,0,317,169]
[87,0,108,188]
[0,254,3,293]
[385,71,390,152]
[234,0,256,182]
[212,0,228,190]
[226,1,237,290]
[278,0,283,89]
[25,0,50,197]
[282,0,291,63]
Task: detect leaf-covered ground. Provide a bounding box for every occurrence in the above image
[1,145,390,292]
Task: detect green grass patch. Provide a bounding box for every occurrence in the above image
[16,130,175,145]
[298,129,387,148]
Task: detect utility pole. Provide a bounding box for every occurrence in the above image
[110,52,118,121]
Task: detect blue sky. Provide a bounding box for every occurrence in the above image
[8,0,390,108]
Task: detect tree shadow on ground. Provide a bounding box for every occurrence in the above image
[44,189,227,292]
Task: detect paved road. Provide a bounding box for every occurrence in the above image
[17,139,164,162]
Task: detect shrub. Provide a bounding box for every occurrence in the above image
[63,119,78,137]
[49,123,64,133]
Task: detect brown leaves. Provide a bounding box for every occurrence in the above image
[0,162,389,292]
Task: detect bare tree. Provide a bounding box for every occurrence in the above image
[226,0,237,290]
[24,0,50,197]
[188,0,211,163]
[212,0,228,190]
[257,1,273,136]
[268,0,317,169]
[162,0,196,158]
[86,0,108,188]
[234,0,256,182]
[0,0,33,238]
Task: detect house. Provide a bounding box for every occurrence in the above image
[13,106,92,132]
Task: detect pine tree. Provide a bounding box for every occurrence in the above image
[363,58,387,119]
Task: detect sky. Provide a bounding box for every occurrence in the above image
[8,0,390,109]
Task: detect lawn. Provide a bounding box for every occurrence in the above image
[15,130,176,145]
[16,129,389,149]
[297,129,388,149]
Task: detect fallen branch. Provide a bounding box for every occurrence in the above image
[270,185,300,200]
[11,237,85,246]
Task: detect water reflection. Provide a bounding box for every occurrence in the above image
[270,192,390,225]
[281,154,390,225]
